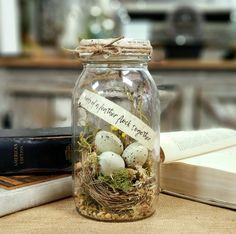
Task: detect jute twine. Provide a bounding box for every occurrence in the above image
[66,36,152,59]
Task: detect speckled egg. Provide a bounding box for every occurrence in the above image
[95,130,123,154]
[122,142,148,167]
[99,151,125,176]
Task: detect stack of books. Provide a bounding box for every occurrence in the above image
[0,127,72,217]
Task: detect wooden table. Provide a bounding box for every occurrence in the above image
[0,194,235,234]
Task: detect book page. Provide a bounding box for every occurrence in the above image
[161,128,236,163]
[179,145,236,173]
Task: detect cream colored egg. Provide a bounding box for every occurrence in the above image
[122,142,148,167]
[95,130,123,154]
[99,151,125,176]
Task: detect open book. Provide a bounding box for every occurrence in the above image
[0,174,72,217]
[160,128,236,209]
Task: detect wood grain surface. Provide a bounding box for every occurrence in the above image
[0,194,235,234]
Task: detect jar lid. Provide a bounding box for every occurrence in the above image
[77,37,152,61]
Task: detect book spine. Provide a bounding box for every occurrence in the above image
[0,136,72,174]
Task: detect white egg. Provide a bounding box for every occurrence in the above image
[122,142,148,167]
[95,130,123,154]
[99,151,125,176]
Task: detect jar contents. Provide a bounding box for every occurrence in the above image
[74,92,158,221]
[74,132,157,221]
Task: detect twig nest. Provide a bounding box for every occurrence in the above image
[122,142,148,167]
[95,130,123,154]
[99,151,125,176]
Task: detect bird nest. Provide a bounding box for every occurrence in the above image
[74,151,157,218]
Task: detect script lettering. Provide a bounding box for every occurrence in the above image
[78,90,157,150]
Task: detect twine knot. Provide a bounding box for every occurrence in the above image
[66,36,124,59]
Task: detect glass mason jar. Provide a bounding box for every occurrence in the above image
[72,38,160,221]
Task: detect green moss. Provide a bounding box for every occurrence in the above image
[78,127,100,153]
[98,168,132,193]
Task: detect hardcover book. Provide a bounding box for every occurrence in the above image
[160,128,236,209]
[0,127,72,174]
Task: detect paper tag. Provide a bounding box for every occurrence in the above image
[78,89,156,150]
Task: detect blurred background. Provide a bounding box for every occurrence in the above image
[0,0,236,132]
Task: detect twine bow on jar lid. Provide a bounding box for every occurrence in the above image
[68,36,152,61]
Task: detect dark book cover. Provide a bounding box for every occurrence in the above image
[0,127,72,175]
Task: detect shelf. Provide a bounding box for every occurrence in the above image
[0,56,236,71]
